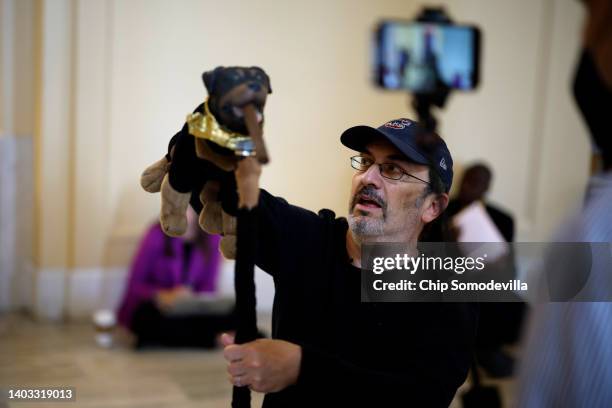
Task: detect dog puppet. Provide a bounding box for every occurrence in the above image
[140,66,272,258]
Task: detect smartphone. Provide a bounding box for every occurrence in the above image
[373,20,481,92]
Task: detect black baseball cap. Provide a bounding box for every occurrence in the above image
[340,118,453,193]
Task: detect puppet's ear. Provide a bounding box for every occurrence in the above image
[202,66,223,94]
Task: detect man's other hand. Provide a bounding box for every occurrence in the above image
[221,333,302,393]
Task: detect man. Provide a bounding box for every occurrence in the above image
[221,119,478,406]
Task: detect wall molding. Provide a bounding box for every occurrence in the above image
[32,267,127,321]
[33,267,66,320]
[0,135,33,312]
[31,260,275,321]
[66,267,127,320]
[0,136,17,310]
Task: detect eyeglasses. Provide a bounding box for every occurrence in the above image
[350,156,431,185]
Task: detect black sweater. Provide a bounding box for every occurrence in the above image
[234,190,478,407]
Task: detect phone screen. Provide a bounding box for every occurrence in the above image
[373,21,480,92]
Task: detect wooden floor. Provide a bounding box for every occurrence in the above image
[0,313,265,408]
[0,313,516,407]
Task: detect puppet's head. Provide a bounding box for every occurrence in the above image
[203,66,272,136]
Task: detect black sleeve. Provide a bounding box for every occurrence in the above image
[229,189,325,278]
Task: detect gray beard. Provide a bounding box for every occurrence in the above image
[347,214,385,244]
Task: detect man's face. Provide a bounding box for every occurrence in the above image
[347,139,432,243]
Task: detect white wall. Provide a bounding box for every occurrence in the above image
[106,0,588,244]
[1,0,590,318]
[425,0,588,240]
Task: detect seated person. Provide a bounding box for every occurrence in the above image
[117,207,236,348]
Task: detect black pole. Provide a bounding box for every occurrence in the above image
[412,6,453,134]
[231,207,259,408]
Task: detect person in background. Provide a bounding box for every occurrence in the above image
[516,0,612,405]
[447,163,525,378]
[447,163,513,242]
[117,207,235,348]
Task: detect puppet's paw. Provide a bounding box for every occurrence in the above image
[198,181,223,234]
[200,201,223,234]
[141,156,170,193]
[222,211,237,235]
[219,234,237,260]
[200,180,220,203]
[160,174,190,236]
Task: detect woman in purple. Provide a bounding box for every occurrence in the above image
[117,208,236,348]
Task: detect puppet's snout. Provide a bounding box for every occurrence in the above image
[231,105,263,123]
